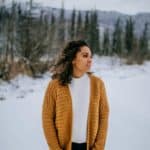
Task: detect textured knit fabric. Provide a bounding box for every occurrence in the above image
[68,73,90,143]
[42,73,110,150]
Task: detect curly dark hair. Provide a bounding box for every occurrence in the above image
[50,40,92,85]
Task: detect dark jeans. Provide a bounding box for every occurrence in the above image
[72,142,87,150]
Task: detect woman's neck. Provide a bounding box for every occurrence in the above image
[72,70,86,78]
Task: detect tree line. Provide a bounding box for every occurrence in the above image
[0,2,149,80]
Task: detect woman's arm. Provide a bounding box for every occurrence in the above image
[92,80,110,150]
[42,81,62,150]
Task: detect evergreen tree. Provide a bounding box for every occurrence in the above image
[103,28,110,55]
[89,10,100,54]
[112,18,123,55]
[29,0,33,10]
[57,3,65,47]
[125,17,134,55]
[83,11,91,44]
[76,11,84,40]
[4,1,17,63]
[0,5,7,61]
[70,8,76,40]
[139,22,149,56]
[47,12,57,56]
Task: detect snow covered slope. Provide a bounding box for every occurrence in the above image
[0,56,150,150]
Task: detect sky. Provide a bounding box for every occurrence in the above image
[2,0,150,14]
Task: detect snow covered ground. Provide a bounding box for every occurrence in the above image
[0,56,150,150]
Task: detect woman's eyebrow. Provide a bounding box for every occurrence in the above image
[81,52,90,55]
[81,52,92,56]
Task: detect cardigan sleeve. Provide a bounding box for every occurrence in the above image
[92,80,110,150]
[42,80,62,150]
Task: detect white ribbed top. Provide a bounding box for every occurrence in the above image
[69,73,90,143]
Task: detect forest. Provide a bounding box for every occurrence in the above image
[0,1,150,80]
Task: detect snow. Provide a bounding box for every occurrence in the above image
[0,56,150,150]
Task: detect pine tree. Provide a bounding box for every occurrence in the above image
[4,1,18,63]
[125,17,134,55]
[89,10,100,54]
[83,11,91,44]
[103,28,110,55]
[139,22,149,57]
[70,8,76,40]
[112,18,123,55]
[57,2,65,47]
[76,11,84,40]
[47,12,57,56]
[0,5,7,61]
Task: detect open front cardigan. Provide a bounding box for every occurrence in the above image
[42,74,110,150]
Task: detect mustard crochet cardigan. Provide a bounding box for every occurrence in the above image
[42,74,110,150]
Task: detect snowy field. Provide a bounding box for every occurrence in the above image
[0,56,150,150]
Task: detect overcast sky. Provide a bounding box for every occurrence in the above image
[3,0,150,15]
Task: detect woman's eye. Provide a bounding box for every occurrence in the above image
[83,55,88,57]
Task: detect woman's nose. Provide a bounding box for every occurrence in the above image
[88,57,92,63]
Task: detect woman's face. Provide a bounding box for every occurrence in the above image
[72,46,92,74]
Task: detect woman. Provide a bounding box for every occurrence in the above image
[42,40,109,150]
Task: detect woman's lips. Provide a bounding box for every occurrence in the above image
[87,64,91,67]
